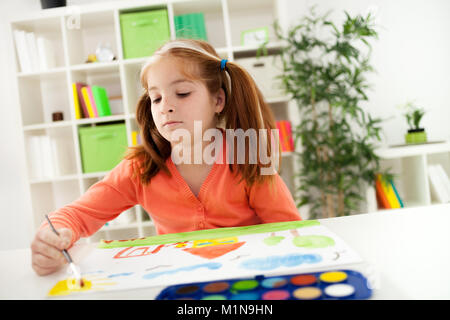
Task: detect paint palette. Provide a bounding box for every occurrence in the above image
[156,269,372,300]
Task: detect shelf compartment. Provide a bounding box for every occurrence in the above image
[24,126,78,181]
[226,0,278,47]
[234,54,284,99]
[17,70,71,126]
[171,0,227,49]
[64,10,118,66]
[11,16,65,73]
[380,155,431,208]
[70,64,124,116]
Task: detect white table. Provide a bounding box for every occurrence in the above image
[1,204,449,299]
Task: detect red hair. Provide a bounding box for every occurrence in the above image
[125,39,281,189]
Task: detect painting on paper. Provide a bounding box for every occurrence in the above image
[48,220,362,297]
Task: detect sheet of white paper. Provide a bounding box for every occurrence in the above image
[47,223,362,297]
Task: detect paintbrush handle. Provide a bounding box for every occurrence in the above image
[61,249,74,264]
[45,215,74,264]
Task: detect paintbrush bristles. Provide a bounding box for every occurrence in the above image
[45,214,84,287]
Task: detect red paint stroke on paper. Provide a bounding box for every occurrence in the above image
[114,245,165,259]
[182,242,246,259]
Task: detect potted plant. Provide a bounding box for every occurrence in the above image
[401,101,427,144]
[274,8,390,218]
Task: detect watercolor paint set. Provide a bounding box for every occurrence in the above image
[156,269,372,300]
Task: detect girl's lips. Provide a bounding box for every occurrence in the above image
[164,121,183,127]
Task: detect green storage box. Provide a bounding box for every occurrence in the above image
[79,123,128,173]
[120,8,171,59]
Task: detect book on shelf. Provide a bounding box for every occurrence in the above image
[81,87,95,118]
[27,135,59,180]
[13,29,55,73]
[375,174,403,209]
[91,86,112,117]
[74,82,89,118]
[13,30,31,73]
[86,87,99,117]
[25,32,40,72]
[428,164,450,203]
[74,83,112,119]
[435,165,450,200]
[131,131,141,146]
[174,12,208,41]
[72,83,83,119]
[276,120,294,152]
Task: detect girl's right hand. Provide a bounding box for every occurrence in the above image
[31,227,72,276]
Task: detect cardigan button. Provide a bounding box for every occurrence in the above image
[198,222,205,228]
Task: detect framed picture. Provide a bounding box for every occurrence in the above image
[241,26,269,46]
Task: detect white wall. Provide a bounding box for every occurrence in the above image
[1,0,449,250]
[284,0,450,146]
[0,1,40,251]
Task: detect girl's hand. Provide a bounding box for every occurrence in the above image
[31,227,72,276]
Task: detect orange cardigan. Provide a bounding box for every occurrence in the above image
[42,131,301,245]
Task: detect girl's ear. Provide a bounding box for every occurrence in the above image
[214,88,226,114]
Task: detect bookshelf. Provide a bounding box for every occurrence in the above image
[9,0,301,242]
[369,142,450,212]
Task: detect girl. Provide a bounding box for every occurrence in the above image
[31,39,301,276]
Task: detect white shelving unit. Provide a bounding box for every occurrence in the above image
[9,0,300,242]
[368,142,450,212]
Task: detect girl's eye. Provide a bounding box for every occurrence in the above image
[152,97,161,104]
[177,92,191,98]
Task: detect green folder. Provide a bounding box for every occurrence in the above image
[91,85,111,117]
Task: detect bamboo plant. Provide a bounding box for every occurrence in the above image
[274,8,390,218]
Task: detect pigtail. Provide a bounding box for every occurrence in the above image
[222,61,282,190]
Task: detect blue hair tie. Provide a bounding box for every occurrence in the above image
[220,59,227,70]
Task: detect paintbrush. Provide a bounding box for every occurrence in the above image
[45,214,84,287]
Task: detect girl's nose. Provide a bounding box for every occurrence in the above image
[160,96,174,114]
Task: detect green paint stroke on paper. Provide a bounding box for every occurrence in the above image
[263,236,285,246]
[292,235,335,249]
[98,220,320,249]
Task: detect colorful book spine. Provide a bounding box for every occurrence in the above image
[131,131,138,146]
[87,86,99,117]
[71,83,82,119]
[75,82,89,118]
[276,120,294,152]
[91,85,112,117]
[81,87,95,118]
[390,180,404,208]
[383,178,401,209]
[375,174,404,209]
[285,121,294,151]
[375,174,391,209]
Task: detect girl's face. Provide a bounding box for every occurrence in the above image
[145,56,225,146]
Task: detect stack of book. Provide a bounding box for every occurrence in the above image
[428,164,450,203]
[174,13,208,41]
[276,120,294,152]
[13,29,55,73]
[72,82,112,119]
[375,173,404,209]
